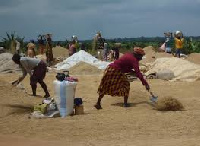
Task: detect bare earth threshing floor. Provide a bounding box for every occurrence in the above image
[0,72,200,146]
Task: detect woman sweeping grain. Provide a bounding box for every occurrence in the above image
[94,47,150,109]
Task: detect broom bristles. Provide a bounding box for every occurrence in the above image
[155,97,184,111]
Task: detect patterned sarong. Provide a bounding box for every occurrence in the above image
[97,66,130,97]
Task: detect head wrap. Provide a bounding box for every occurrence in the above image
[133,47,145,55]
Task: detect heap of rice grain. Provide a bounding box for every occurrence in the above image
[52,46,69,58]
[155,97,184,111]
[69,61,103,75]
[145,57,200,82]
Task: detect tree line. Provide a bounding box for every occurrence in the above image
[1,32,200,54]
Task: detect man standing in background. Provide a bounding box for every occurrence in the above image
[37,35,46,54]
[45,34,53,66]
[164,32,172,53]
[96,32,105,60]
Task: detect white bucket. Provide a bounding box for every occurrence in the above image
[53,80,77,117]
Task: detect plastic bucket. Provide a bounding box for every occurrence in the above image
[54,80,77,117]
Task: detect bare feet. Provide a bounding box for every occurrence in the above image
[123,103,130,107]
[31,93,36,97]
[94,103,102,110]
[44,93,50,98]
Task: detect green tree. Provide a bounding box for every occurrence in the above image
[1,32,25,54]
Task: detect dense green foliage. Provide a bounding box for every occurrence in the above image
[1,33,200,55]
[80,37,200,54]
[0,32,25,53]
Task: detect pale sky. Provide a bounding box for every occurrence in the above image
[0,0,200,41]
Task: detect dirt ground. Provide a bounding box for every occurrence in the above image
[1,71,200,146]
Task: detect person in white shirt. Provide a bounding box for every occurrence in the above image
[11,54,50,98]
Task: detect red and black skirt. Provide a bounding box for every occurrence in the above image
[97,66,130,97]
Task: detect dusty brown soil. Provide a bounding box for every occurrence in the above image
[1,72,200,146]
[1,47,200,145]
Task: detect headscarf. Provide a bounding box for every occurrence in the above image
[133,47,145,55]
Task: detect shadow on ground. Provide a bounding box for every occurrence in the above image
[111,101,153,107]
[1,104,33,116]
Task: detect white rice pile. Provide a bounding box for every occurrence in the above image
[55,50,110,70]
[146,57,200,82]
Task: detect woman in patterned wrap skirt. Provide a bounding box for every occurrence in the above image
[94,47,150,109]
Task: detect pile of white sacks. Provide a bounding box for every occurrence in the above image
[55,50,110,70]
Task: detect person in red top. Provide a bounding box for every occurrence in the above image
[94,47,150,109]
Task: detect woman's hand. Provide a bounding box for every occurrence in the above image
[145,84,150,91]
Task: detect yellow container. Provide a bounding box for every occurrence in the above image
[34,103,47,114]
[75,105,84,115]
